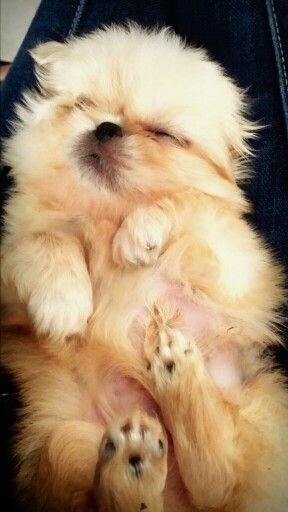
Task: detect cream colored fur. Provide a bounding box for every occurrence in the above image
[1,24,288,511]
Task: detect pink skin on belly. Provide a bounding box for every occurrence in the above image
[93,281,242,427]
[92,375,160,426]
[131,280,243,390]
[206,345,243,389]
[168,292,243,389]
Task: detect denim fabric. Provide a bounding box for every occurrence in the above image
[0,2,287,509]
[265,0,288,135]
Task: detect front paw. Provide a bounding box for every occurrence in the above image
[112,208,171,268]
[28,274,93,342]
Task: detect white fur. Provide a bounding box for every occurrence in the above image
[113,206,172,267]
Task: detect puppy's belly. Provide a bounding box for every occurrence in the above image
[205,345,243,389]
[84,278,242,509]
[129,279,244,391]
[87,277,243,432]
[90,374,159,426]
[77,278,244,509]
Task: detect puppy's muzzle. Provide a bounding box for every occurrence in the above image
[73,122,127,190]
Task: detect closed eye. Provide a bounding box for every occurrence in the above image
[152,129,173,138]
[148,127,176,140]
[75,96,97,110]
[148,127,189,147]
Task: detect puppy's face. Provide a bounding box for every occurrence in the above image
[12,26,253,205]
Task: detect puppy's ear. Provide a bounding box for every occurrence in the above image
[207,95,256,185]
[29,41,71,93]
[30,41,66,66]
[226,112,257,183]
[193,89,256,210]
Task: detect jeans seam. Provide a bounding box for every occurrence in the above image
[265,0,288,139]
[270,0,288,94]
[68,0,88,37]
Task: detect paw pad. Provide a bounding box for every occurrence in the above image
[99,412,167,480]
[145,310,198,382]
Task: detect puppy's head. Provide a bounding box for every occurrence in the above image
[11,25,255,207]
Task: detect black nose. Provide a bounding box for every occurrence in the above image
[95,122,123,142]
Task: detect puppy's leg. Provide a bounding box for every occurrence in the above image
[1,232,93,342]
[34,420,103,511]
[94,410,168,512]
[144,308,238,509]
[112,205,172,268]
[145,309,288,511]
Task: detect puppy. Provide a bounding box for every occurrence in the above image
[1,24,288,512]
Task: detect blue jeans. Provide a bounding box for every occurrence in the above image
[0,2,287,508]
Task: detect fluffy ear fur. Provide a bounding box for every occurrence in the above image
[30,41,66,66]
[207,93,256,185]
[29,41,71,93]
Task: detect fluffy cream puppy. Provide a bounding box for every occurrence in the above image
[1,24,288,512]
